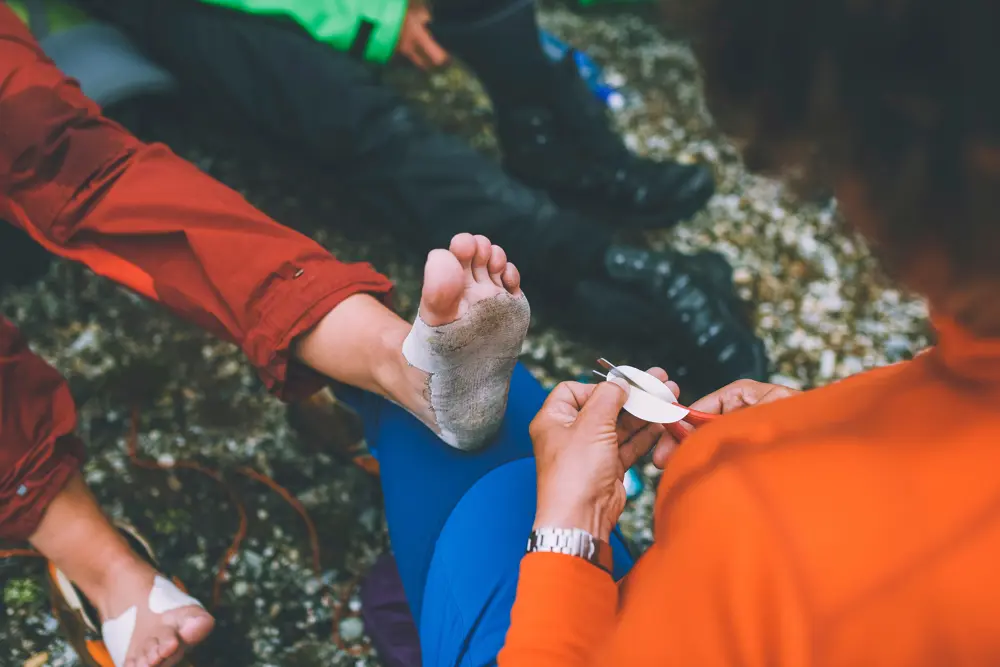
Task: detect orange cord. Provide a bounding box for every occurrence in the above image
[125,406,249,609]
[0,405,371,657]
[235,466,366,655]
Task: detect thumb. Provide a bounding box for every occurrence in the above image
[579,377,630,426]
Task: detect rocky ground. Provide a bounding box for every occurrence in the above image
[1,3,932,666]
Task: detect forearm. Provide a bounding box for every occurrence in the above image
[498,553,617,665]
[500,492,619,663]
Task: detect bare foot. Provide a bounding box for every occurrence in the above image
[96,557,214,667]
[399,233,530,449]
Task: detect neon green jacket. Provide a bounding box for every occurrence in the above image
[200,0,408,64]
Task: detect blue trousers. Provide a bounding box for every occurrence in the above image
[339,363,635,666]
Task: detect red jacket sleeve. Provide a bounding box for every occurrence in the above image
[0,318,85,541]
[0,6,393,400]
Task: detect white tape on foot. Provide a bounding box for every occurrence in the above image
[101,576,204,667]
[402,292,530,450]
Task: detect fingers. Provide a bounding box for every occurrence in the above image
[689,380,799,415]
[614,366,677,435]
[645,380,800,469]
[652,436,680,468]
[416,34,450,69]
[646,367,679,396]
[409,3,431,20]
[619,422,666,470]
[757,384,801,405]
[399,6,450,70]
[546,381,599,413]
[578,377,630,427]
[530,381,598,436]
[404,46,435,70]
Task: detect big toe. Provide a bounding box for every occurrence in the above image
[421,248,466,326]
[177,608,215,648]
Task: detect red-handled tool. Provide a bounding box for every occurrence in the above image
[594,358,718,442]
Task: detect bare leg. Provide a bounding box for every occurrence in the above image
[30,474,214,667]
[295,232,528,449]
[294,290,432,422]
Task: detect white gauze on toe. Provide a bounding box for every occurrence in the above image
[102,575,204,667]
[402,292,530,450]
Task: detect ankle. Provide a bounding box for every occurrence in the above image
[372,326,422,405]
[84,550,154,619]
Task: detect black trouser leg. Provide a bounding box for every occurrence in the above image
[430,0,556,112]
[76,0,610,292]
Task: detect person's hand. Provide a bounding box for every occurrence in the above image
[397,3,449,70]
[529,369,677,542]
[651,379,801,467]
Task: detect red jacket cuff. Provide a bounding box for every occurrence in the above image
[242,256,394,401]
[0,434,85,542]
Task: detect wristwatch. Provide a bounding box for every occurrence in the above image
[526,527,614,575]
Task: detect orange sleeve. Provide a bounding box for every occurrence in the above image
[498,553,618,665]
[0,6,392,399]
[500,465,813,666]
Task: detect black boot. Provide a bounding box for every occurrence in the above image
[494,53,716,230]
[565,246,769,400]
[431,0,715,230]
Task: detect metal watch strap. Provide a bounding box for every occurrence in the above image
[526,527,613,574]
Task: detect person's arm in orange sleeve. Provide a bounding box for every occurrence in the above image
[499,552,618,664]
[500,463,812,666]
[0,5,392,399]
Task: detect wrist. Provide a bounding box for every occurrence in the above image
[527,526,615,575]
[533,497,614,543]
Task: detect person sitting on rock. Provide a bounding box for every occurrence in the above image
[0,7,533,665]
[66,0,769,397]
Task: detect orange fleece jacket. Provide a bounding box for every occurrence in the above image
[501,318,1000,666]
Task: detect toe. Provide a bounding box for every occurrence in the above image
[449,234,477,270]
[487,245,506,287]
[146,637,163,666]
[647,367,669,382]
[502,263,521,295]
[156,633,180,663]
[471,235,492,282]
[420,249,466,326]
[177,610,215,647]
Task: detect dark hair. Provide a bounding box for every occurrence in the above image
[673,0,1000,282]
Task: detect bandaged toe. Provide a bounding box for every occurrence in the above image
[102,575,203,667]
[402,292,530,450]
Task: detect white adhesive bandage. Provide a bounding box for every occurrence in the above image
[611,365,691,424]
[102,576,204,667]
[402,292,530,450]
